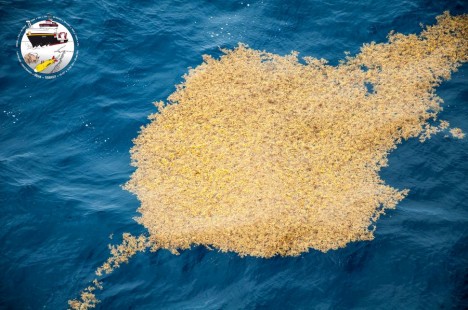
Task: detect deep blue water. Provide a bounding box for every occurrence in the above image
[1,1,467,309]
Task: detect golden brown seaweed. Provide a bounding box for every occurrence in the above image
[69,12,467,309]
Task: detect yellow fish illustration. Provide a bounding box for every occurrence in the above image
[34,56,57,73]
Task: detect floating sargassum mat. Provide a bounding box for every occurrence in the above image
[69,12,467,309]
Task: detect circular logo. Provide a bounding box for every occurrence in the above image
[16,14,79,79]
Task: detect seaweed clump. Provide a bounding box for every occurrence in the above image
[69,12,467,309]
[128,12,467,257]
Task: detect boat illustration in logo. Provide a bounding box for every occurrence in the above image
[25,17,68,47]
[34,56,58,72]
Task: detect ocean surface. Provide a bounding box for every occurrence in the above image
[0,0,467,309]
